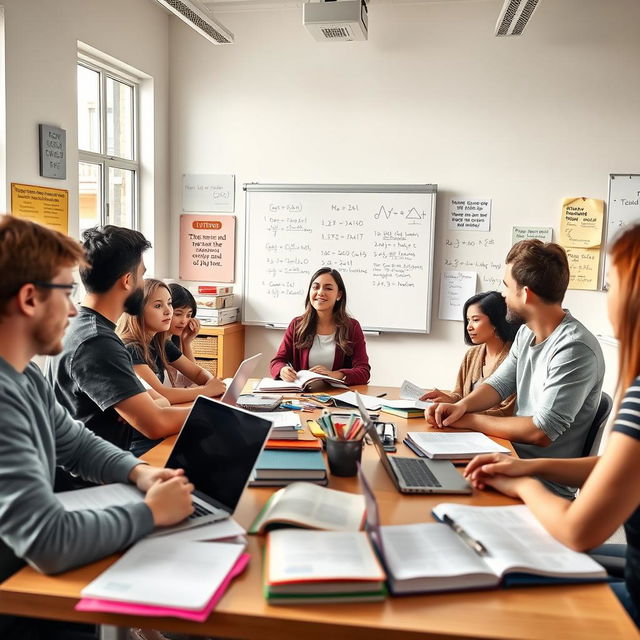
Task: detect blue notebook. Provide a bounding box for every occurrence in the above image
[254,450,326,480]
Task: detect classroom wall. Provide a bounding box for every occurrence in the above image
[1,0,171,275]
[168,0,640,391]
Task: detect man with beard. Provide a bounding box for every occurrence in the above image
[427,240,604,498]
[48,225,190,454]
[0,216,193,638]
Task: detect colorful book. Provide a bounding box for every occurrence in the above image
[252,449,326,481]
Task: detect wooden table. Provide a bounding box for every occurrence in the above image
[0,386,636,639]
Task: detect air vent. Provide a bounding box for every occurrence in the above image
[153,0,233,44]
[322,27,351,39]
[495,0,540,37]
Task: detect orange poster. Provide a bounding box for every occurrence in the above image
[11,182,68,234]
[179,214,235,282]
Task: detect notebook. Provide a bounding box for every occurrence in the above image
[254,370,348,393]
[220,353,262,405]
[405,432,511,459]
[354,392,471,494]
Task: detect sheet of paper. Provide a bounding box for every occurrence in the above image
[399,379,426,400]
[152,517,246,542]
[560,197,604,248]
[254,411,302,429]
[407,432,510,457]
[383,399,430,410]
[438,270,477,321]
[449,199,491,231]
[56,483,144,511]
[333,391,382,411]
[511,226,553,244]
[566,247,600,290]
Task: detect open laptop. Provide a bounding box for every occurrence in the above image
[220,353,262,406]
[355,392,471,494]
[151,395,273,535]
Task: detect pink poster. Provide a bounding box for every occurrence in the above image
[179,214,235,282]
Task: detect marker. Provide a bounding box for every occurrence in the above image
[376,392,387,398]
[441,514,488,556]
[281,403,303,410]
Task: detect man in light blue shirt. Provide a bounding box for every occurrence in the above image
[427,240,604,497]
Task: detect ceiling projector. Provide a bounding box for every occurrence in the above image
[303,0,368,42]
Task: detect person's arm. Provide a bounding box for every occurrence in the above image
[115,391,190,440]
[426,382,504,427]
[180,317,201,364]
[171,354,217,386]
[480,392,516,417]
[472,433,640,551]
[270,319,297,379]
[336,319,371,385]
[452,411,552,446]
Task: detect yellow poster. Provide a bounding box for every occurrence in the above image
[11,182,68,234]
[559,197,604,290]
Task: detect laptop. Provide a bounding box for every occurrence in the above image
[151,395,273,536]
[220,353,262,406]
[354,392,471,494]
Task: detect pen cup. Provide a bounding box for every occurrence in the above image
[326,438,363,477]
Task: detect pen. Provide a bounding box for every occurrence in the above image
[441,514,488,556]
[376,393,387,398]
[281,403,303,410]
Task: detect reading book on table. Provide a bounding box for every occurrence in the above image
[377,504,606,594]
[255,370,348,393]
[264,529,386,604]
[249,449,328,486]
[250,482,366,534]
[405,432,511,459]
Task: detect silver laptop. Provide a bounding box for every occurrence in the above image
[220,353,262,406]
[151,395,273,536]
[354,392,471,495]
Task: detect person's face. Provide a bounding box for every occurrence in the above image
[309,273,342,313]
[466,303,495,345]
[143,286,173,334]
[170,306,193,336]
[606,263,621,338]
[502,264,527,324]
[33,265,78,356]
[123,260,146,316]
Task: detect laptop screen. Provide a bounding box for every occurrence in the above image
[220,353,262,406]
[165,396,272,513]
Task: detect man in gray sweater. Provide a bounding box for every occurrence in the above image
[0,216,194,637]
[427,240,604,498]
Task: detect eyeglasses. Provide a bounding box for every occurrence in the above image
[33,281,79,296]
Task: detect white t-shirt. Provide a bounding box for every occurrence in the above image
[308,333,336,370]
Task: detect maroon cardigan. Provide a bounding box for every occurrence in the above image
[269,317,371,386]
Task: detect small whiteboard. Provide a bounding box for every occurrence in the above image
[243,184,437,333]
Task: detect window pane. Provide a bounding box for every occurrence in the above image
[109,167,135,228]
[79,162,102,236]
[77,65,100,153]
[106,77,133,160]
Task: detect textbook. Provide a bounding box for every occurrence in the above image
[405,432,511,459]
[254,370,348,393]
[264,529,386,604]
[249,449,327,486]
[249,482,366,534]
[376,504,606,594]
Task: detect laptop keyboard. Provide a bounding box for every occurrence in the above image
[393,458,442,488]
[190,500,217,520]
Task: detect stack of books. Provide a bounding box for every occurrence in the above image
[380,399,429,419]
[255,411,302,440]
[249,449,327,486]
[194,285,237,326]
[264,529,386,604]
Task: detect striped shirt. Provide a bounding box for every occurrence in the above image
[612,376,640,613]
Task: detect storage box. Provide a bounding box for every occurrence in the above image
[192,335,218,358]
[195,294,234,310]
[196,358,218,377]
[198,307,239,326]
[197,285,233,295]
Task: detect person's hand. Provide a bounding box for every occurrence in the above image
[420,388,456,403]
[280,366,297,382]
[182,318,201,344]
[425,401,466,427]
[463,453,534,490]
[478,474,532,499]
[128,464,185,492]
[144,475,195,527]
[203,377,226,397]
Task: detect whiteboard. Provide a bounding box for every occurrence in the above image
[243,184,437,333]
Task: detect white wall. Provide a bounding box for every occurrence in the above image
[169,0,640,392]
[2,0,171,275]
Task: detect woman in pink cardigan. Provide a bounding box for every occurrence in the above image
[269,268,371,386]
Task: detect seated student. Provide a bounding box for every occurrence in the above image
[167,282,200,364]
[427,240,605,498]
[421,291,522,415]
[464,223,640,628]
[0,216,193,639]
[47,225,191,453]
[270,267,370,385]
[117,278,226,456]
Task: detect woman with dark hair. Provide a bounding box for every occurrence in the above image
[269,268,370,385]
[167,283,199,364]
[421,291,522,416]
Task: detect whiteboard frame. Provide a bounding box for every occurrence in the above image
[242,183,438,333]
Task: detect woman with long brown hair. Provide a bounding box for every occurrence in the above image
[463,223,640,626]
[270,267,370,385]
[117,279,225,455]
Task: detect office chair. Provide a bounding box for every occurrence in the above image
[581,392,613,457]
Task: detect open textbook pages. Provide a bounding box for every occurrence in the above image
[250,481,366,534]
[400,379,427,400]
[379,504,605,594]
[405,432,511,459]
[255,370,348,393]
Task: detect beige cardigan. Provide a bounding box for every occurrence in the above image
[449,344,516,417]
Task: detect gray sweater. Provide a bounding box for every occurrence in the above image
[0,357,154,578]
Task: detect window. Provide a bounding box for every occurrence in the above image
[77,59,138,236]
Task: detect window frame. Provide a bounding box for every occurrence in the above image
[77,56,140,230]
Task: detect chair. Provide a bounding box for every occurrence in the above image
[581,392,613,457]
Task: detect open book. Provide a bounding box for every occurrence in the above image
[377,503,606,594]
[255,370,348,393]
[249,481,366,534]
